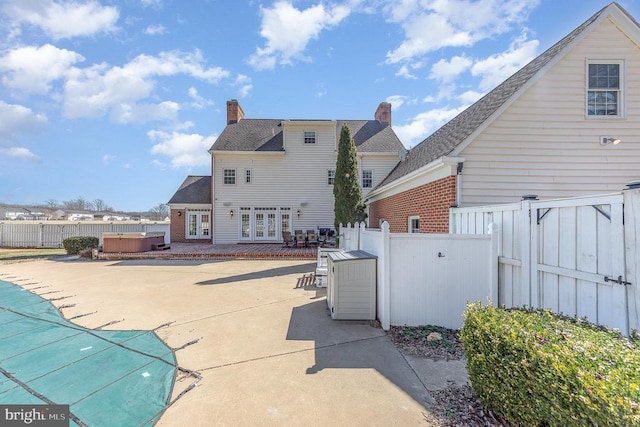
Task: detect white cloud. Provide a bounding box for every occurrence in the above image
[148,130,215,168]
[102,154,115,165]
[395,65,417,79]
[144,24,166,35]
[471,37,539,91]
[430,55,473,83]
[233,74,253,98]
[0,101,47,144]
[384,0,540,64]
[458,90,484,104]
[0,147,40,161]
[394,105,467,148]
[0,44,84,94]
[187,87,213,109]
[63,50,230,123]
[385,95,409,110]
[2,0,119,40]
[247,1,351,70]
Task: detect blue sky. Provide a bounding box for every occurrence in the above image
[0,0,637,212]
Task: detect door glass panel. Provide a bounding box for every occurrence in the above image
[256,213,264,237]
[201,214,210,236]
[281,214,290,234]
[267,213,276,238]
[188,214,197,236]
[241,213,250,238]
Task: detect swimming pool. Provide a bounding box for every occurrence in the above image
[0,279,178,426]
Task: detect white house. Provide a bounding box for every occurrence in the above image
[168,100,405,243]
[366,2,640,234]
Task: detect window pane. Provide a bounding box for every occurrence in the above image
[304,131,316,144]
[241,213,250,238]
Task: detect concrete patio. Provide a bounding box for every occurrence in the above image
[0,258,464,426]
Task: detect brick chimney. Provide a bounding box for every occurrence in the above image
[374,102,391,126]
[226,99,244,125]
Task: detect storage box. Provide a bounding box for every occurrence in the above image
[326,250,377,320]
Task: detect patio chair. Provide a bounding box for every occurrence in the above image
[295,230,306,247]
[306,230,318,246]
[282,231,294,248]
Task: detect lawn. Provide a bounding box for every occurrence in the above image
[0,248,67,263]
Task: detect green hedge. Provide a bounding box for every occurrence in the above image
[460,303,640,426]
[62,236,99,255]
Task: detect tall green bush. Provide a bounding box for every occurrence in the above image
[460,303,640,426]
[62,236,99,255]
[334,123,366,231]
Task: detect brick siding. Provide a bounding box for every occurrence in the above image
[368,175,457,233]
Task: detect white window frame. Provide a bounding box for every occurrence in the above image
[362,170,373,188]
[327,169,335,185]
[245,168,252,184]
[223,168,236,185]
[304,131,316,144]
[408,215,420,233]
[586,60,624,118]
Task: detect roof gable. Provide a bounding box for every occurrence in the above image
[377,2,637,189]
[168,175,211,204]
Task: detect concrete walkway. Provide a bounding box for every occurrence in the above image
[0,258,467,426]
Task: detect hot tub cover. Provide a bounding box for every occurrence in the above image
[0,279,177,426]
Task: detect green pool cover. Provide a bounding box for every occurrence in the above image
[0,279,177,426]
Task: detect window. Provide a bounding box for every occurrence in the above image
[304,131,316,144]
[362,170,373,188]
[408,216,420,233]
[223,169,236,185]
[245,169,252,184]
[587,62,622,116]
[327,169,335,185]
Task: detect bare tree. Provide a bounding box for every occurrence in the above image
[149,203,169,220]
[92,199,112,212]
[44,199,59,210]
[63,197,90,211]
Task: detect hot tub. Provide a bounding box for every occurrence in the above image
[102,232,165,253]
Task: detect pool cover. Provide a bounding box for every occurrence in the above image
[0,279,177,426]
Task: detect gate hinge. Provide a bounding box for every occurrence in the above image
[604,275,632,286]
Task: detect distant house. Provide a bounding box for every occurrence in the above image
[366,2,640,233]
[168,100,405,243]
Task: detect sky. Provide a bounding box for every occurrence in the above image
[0,0,638,212]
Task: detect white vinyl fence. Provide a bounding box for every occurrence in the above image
[450,185,640,336]
[0,221,171,248]
[339,222,498,330]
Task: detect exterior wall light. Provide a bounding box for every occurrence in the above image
[230,209,234,217]
[297,209,301,218]
[600,136,621,145]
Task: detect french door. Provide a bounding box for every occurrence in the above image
[239,207,291,241]
[187,209,210,239]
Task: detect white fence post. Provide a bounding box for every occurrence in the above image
[520,197,535,307]
[379,221,391,330]
[358,221,366,250]
[624,183,640,333]
[488,223,500,305]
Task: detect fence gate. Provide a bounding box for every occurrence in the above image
[530,195,628,335]
[451,192,631,335]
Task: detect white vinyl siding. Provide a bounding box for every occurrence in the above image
[456,18,640,207]
[212,122,399,243]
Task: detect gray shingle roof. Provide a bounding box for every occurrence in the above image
[210,119,404,154]
[168,176,211,204]
[376,2,617,189]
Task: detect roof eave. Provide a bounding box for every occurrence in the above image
[366,156,464,202]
